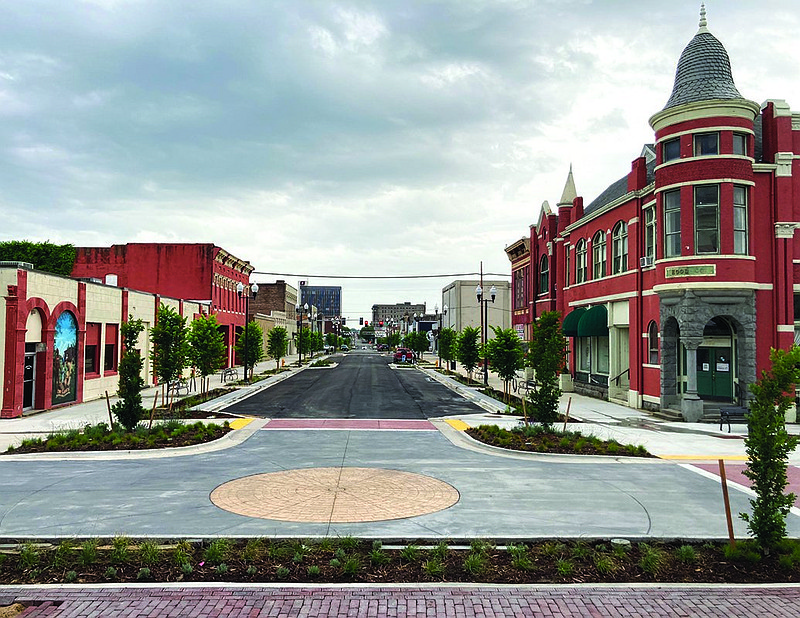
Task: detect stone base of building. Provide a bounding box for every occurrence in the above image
[573,381,608,401]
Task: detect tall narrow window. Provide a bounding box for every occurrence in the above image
[644,207,656,261]
[592,231,606,279]
[694,132,719,156]
[539,255,549,295]
[662,137,680,162]
[732,133,748,156]
[104,324,119,373]
[695,185,719,254]
[612,221,628,274]
[663,189,681,258]
[564,245,570,287]
[85,322,101,376]
[513,269,525,309]
[647,321,659,364]
[733,185,748,255]
[575,240,587,284]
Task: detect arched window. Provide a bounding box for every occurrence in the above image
[592,231,607,279]
[575,239,587,284]
[612,221,628,274]
[647,320,659,364]
[539,255,549,295]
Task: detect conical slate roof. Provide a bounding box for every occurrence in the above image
[558,165,577,206]
[663,6,743,110]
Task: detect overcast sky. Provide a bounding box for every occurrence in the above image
[1,0,798,323]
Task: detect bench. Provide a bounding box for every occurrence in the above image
[221,367,239,383]
[719,406,749,433]
[512,377,536,396]
[168,379,190,398]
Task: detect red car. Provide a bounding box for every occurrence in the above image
[393,348,414,363]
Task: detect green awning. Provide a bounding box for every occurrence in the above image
[561,307,587,337]
[577,304,609,337]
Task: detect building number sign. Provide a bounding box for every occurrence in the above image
[664,264,716,278]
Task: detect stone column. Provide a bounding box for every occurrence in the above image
[681,336,704,422]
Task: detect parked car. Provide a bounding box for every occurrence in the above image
[393,347,414,363]
[341,344,349,351]
[376,344,388,351]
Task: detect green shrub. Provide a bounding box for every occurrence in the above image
[638,544,665,575]
[53,540,74,568]
[400,544,419,562]
[276,566,290,580]
[247,565,258,576]
[137,567,151,580]
[431,542,449,562]
[571,543,590,560]
[675,545,696,563]
[556,559,574,577]
[542,542,566,558]
[370,549,390,566]
[64,570,78,583]
[79,539,98,566]
[111,536,131,564]
[342,557,360,577]
[338,536,358,551]
[423,559,444,578]
[18,543,40,570]
[216,563,228,574]
[181,562,193,575]
[139,541,160,565]
[329,558,341,568]
[594,555,618,575]
[463,553,485,575]
[307,565,320,577]
[104,566,118,580]
[204,539,231,565]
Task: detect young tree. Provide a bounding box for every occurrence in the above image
[235,320,264,379]
[150,304,189,404]
[438,327,458,371]
[485,327,525,401]
[741,345,800,552]
[403,331,429,360]
[296,326,313,358]
[387,332,402,348]
[112,317,146,432]
[457,327,481,382]
[325,332,337,351]
[188,314,226,394]
[312,330,324,357]
[267,327,289,369]
[526,311,566,427]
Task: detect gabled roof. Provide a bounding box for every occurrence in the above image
[582,156,656,217]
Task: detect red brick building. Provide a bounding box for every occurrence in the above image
[507,10,800,421]
[72,243,253,367]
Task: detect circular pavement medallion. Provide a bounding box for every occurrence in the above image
[210,467,460,523]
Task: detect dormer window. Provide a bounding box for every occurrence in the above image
[732,133,748,156]
[662,137,680,162]
[694,132,719,156]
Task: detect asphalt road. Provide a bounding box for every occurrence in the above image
[224,350,485,419]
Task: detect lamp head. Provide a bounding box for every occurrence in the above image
[251,282,259,298]
[490,285,497,302]
[476,285,483,302]
[236,282,245,297]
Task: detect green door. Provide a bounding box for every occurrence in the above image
[697,347,733,400]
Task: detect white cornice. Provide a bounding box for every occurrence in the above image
[655,178,755,194]
[649,99,761,133]
[653,282,773,294]
[654,125,755,144]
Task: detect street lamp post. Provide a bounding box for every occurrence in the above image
[236,281,259,383]
[434,304,448,369]
[476,284,496,386]
[296,302,309,366]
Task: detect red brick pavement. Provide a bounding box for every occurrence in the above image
[2,585,800,617]
[693,463,800,508]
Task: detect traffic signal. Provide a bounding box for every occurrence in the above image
[365,321,368,326]
[359,317,363,325]
[379,321,384,326]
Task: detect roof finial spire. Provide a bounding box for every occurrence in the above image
[698,3,709,33]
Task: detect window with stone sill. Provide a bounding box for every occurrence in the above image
[662,137,680,162]
[592,231,606,279]
[695,185,719,254]
[539,255,549,295]
[647,321,659,365]
[612,221,628,274]
[694,132,719,156]
[575,239,587,284]
[732,133,748,156]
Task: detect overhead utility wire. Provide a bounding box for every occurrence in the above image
[252,271,510,279]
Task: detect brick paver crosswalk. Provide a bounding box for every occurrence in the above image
[3,584,800,617]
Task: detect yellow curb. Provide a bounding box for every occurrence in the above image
[659,455,748,461]
[230,418,255,430]
[445,419,470,431]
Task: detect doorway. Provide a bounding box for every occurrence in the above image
[23,347,36,410]
[696,347,733,401]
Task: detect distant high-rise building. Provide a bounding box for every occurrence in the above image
[300,285,342,317]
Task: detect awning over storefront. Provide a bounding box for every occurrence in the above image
[577,304,609,337]
[561,307,587,337]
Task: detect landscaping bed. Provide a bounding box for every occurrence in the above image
[467,424,652,457]
[0,537,796,584]
[152,387,237,419]
[3,421,232,454]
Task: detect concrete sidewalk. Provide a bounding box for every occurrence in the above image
[0,353,307,452]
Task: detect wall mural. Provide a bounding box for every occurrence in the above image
[52,311,78,405]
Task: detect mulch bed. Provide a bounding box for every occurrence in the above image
[0,539,794,584]
[466,426,653,457]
